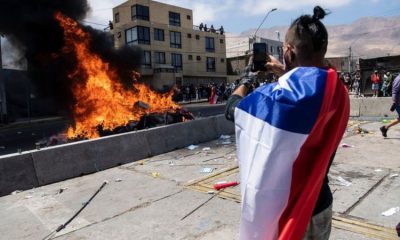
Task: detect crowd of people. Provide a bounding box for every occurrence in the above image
[339,70,399,97]
[198,23,224,34]
[172,83,231,104]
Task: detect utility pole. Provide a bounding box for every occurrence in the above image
[348,46,352,73]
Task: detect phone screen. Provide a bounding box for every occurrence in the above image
[253,43,268,72]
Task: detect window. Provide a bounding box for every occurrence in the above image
[196,56,201,61]
[207,57,216,72]
[205,37,215,52]
[115,13,120,23]
[154,28,164,41]
[171,53,182,70]
[132,4,149,21]
[187,33,192,38]
[220,39,224,44]
[188,55,193,60]
[142,51,151,68]
[221,58,225,63]
[195,35,200,40]
[270,46,273,54]
[187,15,191,20]
[126,26,150,45]
[154,52,166,64]
[170,31,182,48]
[169,12,181,26]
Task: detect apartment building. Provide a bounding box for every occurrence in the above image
[112,0,227,88]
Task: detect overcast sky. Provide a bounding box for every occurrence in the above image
[86,0,400,33]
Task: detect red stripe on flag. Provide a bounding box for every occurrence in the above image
[278,69,350,240]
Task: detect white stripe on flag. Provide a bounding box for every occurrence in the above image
[235,108,308,240]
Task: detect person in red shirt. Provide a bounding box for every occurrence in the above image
[371,70,380,97]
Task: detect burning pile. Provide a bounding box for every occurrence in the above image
[0,0,191,142]
[55,13,183,139]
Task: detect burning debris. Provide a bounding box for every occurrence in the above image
[1,1,190,141]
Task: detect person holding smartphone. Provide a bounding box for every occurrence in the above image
[225,6,349,240]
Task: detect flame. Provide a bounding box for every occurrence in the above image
[55,13,179,139]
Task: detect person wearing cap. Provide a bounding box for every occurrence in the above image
[371,70,381,97]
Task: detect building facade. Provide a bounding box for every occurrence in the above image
[226,36,283,83]
[112,0,227,88]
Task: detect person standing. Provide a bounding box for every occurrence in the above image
[382,71,393,97]
[380,73,400,137]
[225,6,349,240]
[371,70,381,97]
[353,71,361,96]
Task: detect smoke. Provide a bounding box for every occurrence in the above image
[0,0,141,114]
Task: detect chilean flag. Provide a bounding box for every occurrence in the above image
[234,67,349,240]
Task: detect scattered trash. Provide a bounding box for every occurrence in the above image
[114,178,123,182]
[374,169,383,172]
[207,191,215,194]
[25,195,33,199]
[381,207,400,216]
[202,147,211,151]
[138,160,145,165]
[382,119,389,124]
[11,190,22,195]
[187,145,199,150]
[219,135,231,140]
[57,188,68,194]
[200,167,214,173]
[213,181,240,190]
[168,161,175,166]
[341,143,354,148]
[221,140,232,145]
[336,176,352,187]
[390,174,399,179]
[151,172,160,178]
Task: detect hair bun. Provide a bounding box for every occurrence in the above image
[313,6,326,21]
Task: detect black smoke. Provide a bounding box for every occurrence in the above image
[0,0,142,115]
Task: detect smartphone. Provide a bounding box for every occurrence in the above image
[252,43,269,72]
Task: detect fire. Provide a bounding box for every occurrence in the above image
[55,13,179,139]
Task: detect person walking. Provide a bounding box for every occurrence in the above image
[225,6,349,240]
[380,73,400,137]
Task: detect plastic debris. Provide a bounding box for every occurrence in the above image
[219,135,231,140]
[11,190,22,195]
[341,143,354,148]
[57,188,68,194]
[381,207,400,216]
[390,174,399,178]
[25,195,33,199]
[214,181,240,190]
[200,167,214,173]
[187,145,199,150]
[114,178,123,182]
[221,140,232,145]
[168,161,175,166]
[382,119,389,124]
[151,172,160,178]
[336,176,352,187]
[374,169,383,172]
[202,147,211,151]
[138,160,145,165]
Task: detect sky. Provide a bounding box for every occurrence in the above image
[86,0,400,33]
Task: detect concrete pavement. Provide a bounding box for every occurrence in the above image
[0,120,399,239]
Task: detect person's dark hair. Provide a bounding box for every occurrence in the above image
[286,6,329,60]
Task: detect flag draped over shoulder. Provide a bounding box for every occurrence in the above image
[234,67,349,240]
